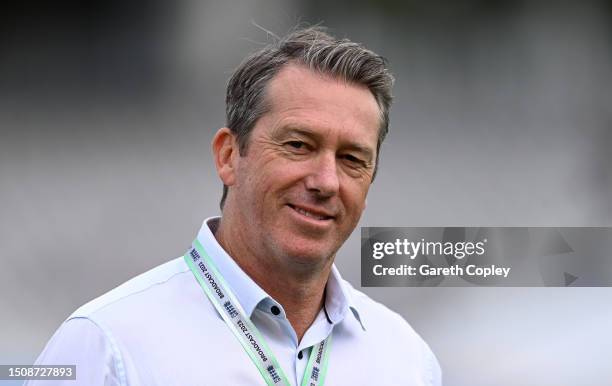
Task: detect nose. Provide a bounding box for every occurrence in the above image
[304,152,340,198]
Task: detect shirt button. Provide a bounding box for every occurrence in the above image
[297,351,303,360]
[270,305,280,315]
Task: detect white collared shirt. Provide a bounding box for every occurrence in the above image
[27,217,441,386]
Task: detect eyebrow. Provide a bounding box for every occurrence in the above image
[281,126,375,161]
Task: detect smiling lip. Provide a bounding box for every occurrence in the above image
[287,204,335,221]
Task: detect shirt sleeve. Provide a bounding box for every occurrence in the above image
[24,317,124,386]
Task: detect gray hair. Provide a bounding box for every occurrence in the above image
[221,26,394,209]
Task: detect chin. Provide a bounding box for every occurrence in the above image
[273,239,335,266]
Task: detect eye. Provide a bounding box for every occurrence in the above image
[287,141,305,149]
[283,141,311,154]
[342,154,364,165]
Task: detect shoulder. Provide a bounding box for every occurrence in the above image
[69,256,190,321]
[32,256,219,385]
[63,256,210,343]
[344,280,419,336]
[342,280,442,384]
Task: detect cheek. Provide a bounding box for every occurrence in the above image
[262,158,308,190]
[342,181,370,219]
[237,159,284,205]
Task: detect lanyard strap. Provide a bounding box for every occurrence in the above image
[184,239,332,386]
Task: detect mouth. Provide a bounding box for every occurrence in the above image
[287,204,335,222]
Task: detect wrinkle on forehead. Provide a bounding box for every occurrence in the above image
[265,64,381,127]
[260,64,380,150]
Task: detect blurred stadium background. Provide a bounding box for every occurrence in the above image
[1,1,611,385]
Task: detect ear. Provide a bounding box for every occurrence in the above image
[212,127,239,186]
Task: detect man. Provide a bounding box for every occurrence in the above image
[28,27,441,385]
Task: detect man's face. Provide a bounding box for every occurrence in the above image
[227,64,380,269]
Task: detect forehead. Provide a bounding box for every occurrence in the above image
[263,64,381,143]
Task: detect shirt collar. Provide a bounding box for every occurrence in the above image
[196,217,268,317]
[196,216,365,329]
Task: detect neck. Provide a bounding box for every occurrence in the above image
[214,217,331,342]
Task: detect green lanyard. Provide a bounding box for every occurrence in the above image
[184,239,332,386]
